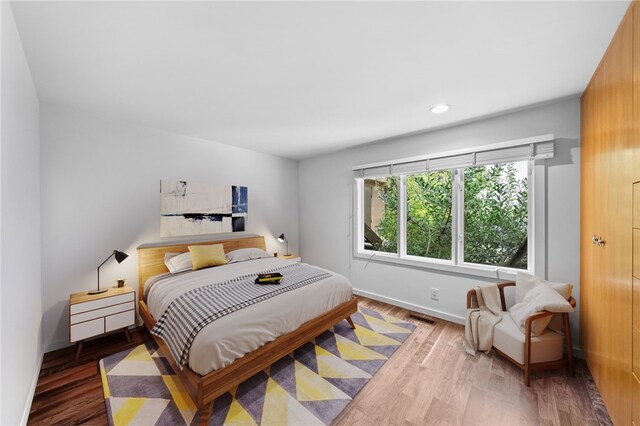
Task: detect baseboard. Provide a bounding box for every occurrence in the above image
[45,339,72,353]
[20,348,44,425]
[572,347,584,360]
[353,288,465,325]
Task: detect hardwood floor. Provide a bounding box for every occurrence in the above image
[28,328,150,425]
[335,298,611,426]
[29,298,611,425]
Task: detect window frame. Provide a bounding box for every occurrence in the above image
[354,160,546,280]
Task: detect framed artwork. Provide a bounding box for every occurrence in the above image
[160,180,248,237]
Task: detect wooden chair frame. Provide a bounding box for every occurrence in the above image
[137,236,358,425]
[466,281,575,386]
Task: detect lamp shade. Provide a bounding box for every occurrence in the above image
[114,250,128,263]
[91,249,129,294]
[277,234,290,256]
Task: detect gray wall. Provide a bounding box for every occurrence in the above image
[298,98,581,348]
[40,104,300,351]
[1,3,43,424]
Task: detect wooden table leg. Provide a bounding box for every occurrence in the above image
[346,316,356,329]
[123,327,131,343]
[75,341,83,361]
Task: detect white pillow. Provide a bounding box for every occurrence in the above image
[164,252,192,274]
[515,272,573,333]
[164,252,180,262]
[225,248,273,264]
[515,272,573,303]
[509,283,574,336]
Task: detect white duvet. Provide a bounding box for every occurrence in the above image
[145,257,352,375]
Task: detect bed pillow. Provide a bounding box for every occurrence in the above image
[164,252,180,262]
[225,248,273,264]
[189,244,228,270]
[164,252,193,274]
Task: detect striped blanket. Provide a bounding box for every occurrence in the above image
[151,262,331,369]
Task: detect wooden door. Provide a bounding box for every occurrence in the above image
[633,4,640,425]
[580,79,600,380]
[581,7,634,425]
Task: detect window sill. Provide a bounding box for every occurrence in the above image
[354,250,529,280]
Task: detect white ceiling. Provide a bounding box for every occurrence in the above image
[11,1,629,160]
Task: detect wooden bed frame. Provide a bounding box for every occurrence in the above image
[137,235,358,425]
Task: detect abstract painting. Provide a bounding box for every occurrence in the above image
[160,180,248,237]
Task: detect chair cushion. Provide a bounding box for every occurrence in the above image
[493,314,564,365]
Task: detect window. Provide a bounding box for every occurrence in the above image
[363,177,398,254]
[406,170,452,260]
[354,135,552,277]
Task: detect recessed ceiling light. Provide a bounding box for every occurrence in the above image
[430,104,451,114]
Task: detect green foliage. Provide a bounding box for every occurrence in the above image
[374,177,398,253]
[369,162,528,269]
[406,170,452,260]
[464,163,528,268]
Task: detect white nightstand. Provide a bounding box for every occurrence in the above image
[69,285,136,360]
[277,254,302,263]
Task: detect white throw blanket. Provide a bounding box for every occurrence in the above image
[463,284,503,355]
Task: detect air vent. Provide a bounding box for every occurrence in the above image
[408,313,436,325]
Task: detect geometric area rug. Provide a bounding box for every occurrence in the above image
[99,307,416,425]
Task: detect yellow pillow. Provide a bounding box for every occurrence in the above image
[188,244,228,270]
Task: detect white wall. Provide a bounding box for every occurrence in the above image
[40,104,300,351]
[1,3,42,424]
[298,98,582,348]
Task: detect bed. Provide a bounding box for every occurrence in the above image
[137,235,358,425]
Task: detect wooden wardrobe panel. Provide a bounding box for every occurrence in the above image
[634,326,640,379]
[581,5,634,425]
[635,229,640,279]
[580,89,592,360]
[581,83,603,373]
[632,8,640,424]
[635,277,640,328]
[634,376,640,426]
[634,2,640,184]
[581,34,610,403]
[634,183,640,228]
[603,11,633,425]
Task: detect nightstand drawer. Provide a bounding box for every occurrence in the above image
[70,318,104,342]
[70,292,135,315]
[106,310,135,332]
[70,301,135,325]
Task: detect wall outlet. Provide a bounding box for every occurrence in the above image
[430,288,439,301]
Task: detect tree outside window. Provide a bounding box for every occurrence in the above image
[464,162,528,268]
[363,177,397,254]
[406,170,452,260]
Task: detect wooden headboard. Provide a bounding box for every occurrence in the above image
[137,235,266,301]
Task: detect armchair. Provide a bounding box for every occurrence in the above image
[466,281,575,386]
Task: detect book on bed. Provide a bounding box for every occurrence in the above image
[255,272,283,284]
